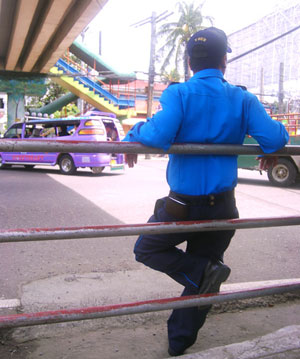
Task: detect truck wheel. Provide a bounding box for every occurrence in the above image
[267,158,297,187]
[91,166,105,174]
[59,155,76,175]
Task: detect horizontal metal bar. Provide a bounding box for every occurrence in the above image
[0,282,299,329]
[1,216,300,243]
[0,139,300,155]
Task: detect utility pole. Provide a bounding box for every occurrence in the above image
[131,10,173,159]
[147,12,156,120]
[260,67,264,103]
[131,11,173,118]
[99,31,102,56]
[278,62,284,113]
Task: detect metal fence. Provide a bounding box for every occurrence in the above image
[0,140,300,329]
[1,139,300,155]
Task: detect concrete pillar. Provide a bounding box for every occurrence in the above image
[7,92,25,127]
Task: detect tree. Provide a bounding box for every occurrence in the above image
[161,68,181,84]
[41,81,68,106]
[157,1,212,81]
[26,80,68,109]
[53,103,80,118]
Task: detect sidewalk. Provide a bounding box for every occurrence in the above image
[1,278,300,359]
[175,325,300,359]
[169,280,300,359]
[166,281,300,359]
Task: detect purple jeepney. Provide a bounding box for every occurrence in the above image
[0,110,125,175]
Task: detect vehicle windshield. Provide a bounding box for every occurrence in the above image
[4,123,23,138]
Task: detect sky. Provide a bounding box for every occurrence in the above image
[81,0,296,77]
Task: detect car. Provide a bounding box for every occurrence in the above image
[0,110,125,175]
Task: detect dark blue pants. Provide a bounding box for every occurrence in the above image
[134,191,239,353]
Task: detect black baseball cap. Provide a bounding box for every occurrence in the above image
[187,27,232,58]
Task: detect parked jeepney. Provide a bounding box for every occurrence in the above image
[0,110,125,175]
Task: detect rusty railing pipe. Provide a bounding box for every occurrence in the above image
[0,282,299,329]
[0,140,300,155]
[0,216,300,243]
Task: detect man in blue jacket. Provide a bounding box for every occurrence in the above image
[124,27,289,356]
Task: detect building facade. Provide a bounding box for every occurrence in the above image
[226,1,300,112]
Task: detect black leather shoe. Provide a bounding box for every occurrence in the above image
[168,346,184,357]
[198,260,231,295]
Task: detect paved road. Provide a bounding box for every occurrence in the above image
[0,158,299,358]
[1,158,300,298]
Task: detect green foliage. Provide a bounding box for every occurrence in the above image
[53,103,80,118]
[42,81,68,105]
[66,51,82,66]
[161,68,181,83]
[158,1,213,81]
[26,80,68,110]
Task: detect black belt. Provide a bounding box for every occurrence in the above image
[169,189,235,207]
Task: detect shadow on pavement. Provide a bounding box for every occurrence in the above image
[0,165,123,178]
[0,169,136,299]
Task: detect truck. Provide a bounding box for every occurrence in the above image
[238,113,300,187]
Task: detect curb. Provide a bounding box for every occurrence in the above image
[1,279,299,313]
[0,299,20,310]
[213,278,300,313]
[171,325,300,359]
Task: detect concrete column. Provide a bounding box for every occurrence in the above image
[7,92,25,127]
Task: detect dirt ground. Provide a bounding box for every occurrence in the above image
[1,297,300,359]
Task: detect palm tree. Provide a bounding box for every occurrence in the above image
[161,68,181,84]
[157,1,213,81]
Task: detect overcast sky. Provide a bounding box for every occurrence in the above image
[81,0,295,76]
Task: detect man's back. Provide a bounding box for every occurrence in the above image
[125,69,288,195]
[171,70,247,144]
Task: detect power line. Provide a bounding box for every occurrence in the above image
[228,23,300,64]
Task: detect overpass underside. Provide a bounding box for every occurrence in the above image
[0,0,107,74]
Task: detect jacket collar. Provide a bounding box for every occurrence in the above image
[190,68,225,81]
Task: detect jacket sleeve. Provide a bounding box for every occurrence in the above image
[123,87,183,150]
[245,93,289,153]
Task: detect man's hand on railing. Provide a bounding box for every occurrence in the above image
[257,156,278,171]
[125,154,138,168]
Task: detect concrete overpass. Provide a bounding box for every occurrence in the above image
[0,0,107,73]
[0,0,108,125]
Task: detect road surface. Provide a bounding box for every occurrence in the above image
[0,157,299,358]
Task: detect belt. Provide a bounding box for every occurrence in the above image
[169,189,235,207]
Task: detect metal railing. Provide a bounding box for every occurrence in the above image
[0,140,300,329]
[1,139,300,155]
[0,216,300,243]
[1,282,300,329]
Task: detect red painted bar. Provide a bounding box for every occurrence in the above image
[0,282,299,329]
[0,216,299,243]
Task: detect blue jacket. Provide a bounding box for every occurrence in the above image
[124,69,289,195]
